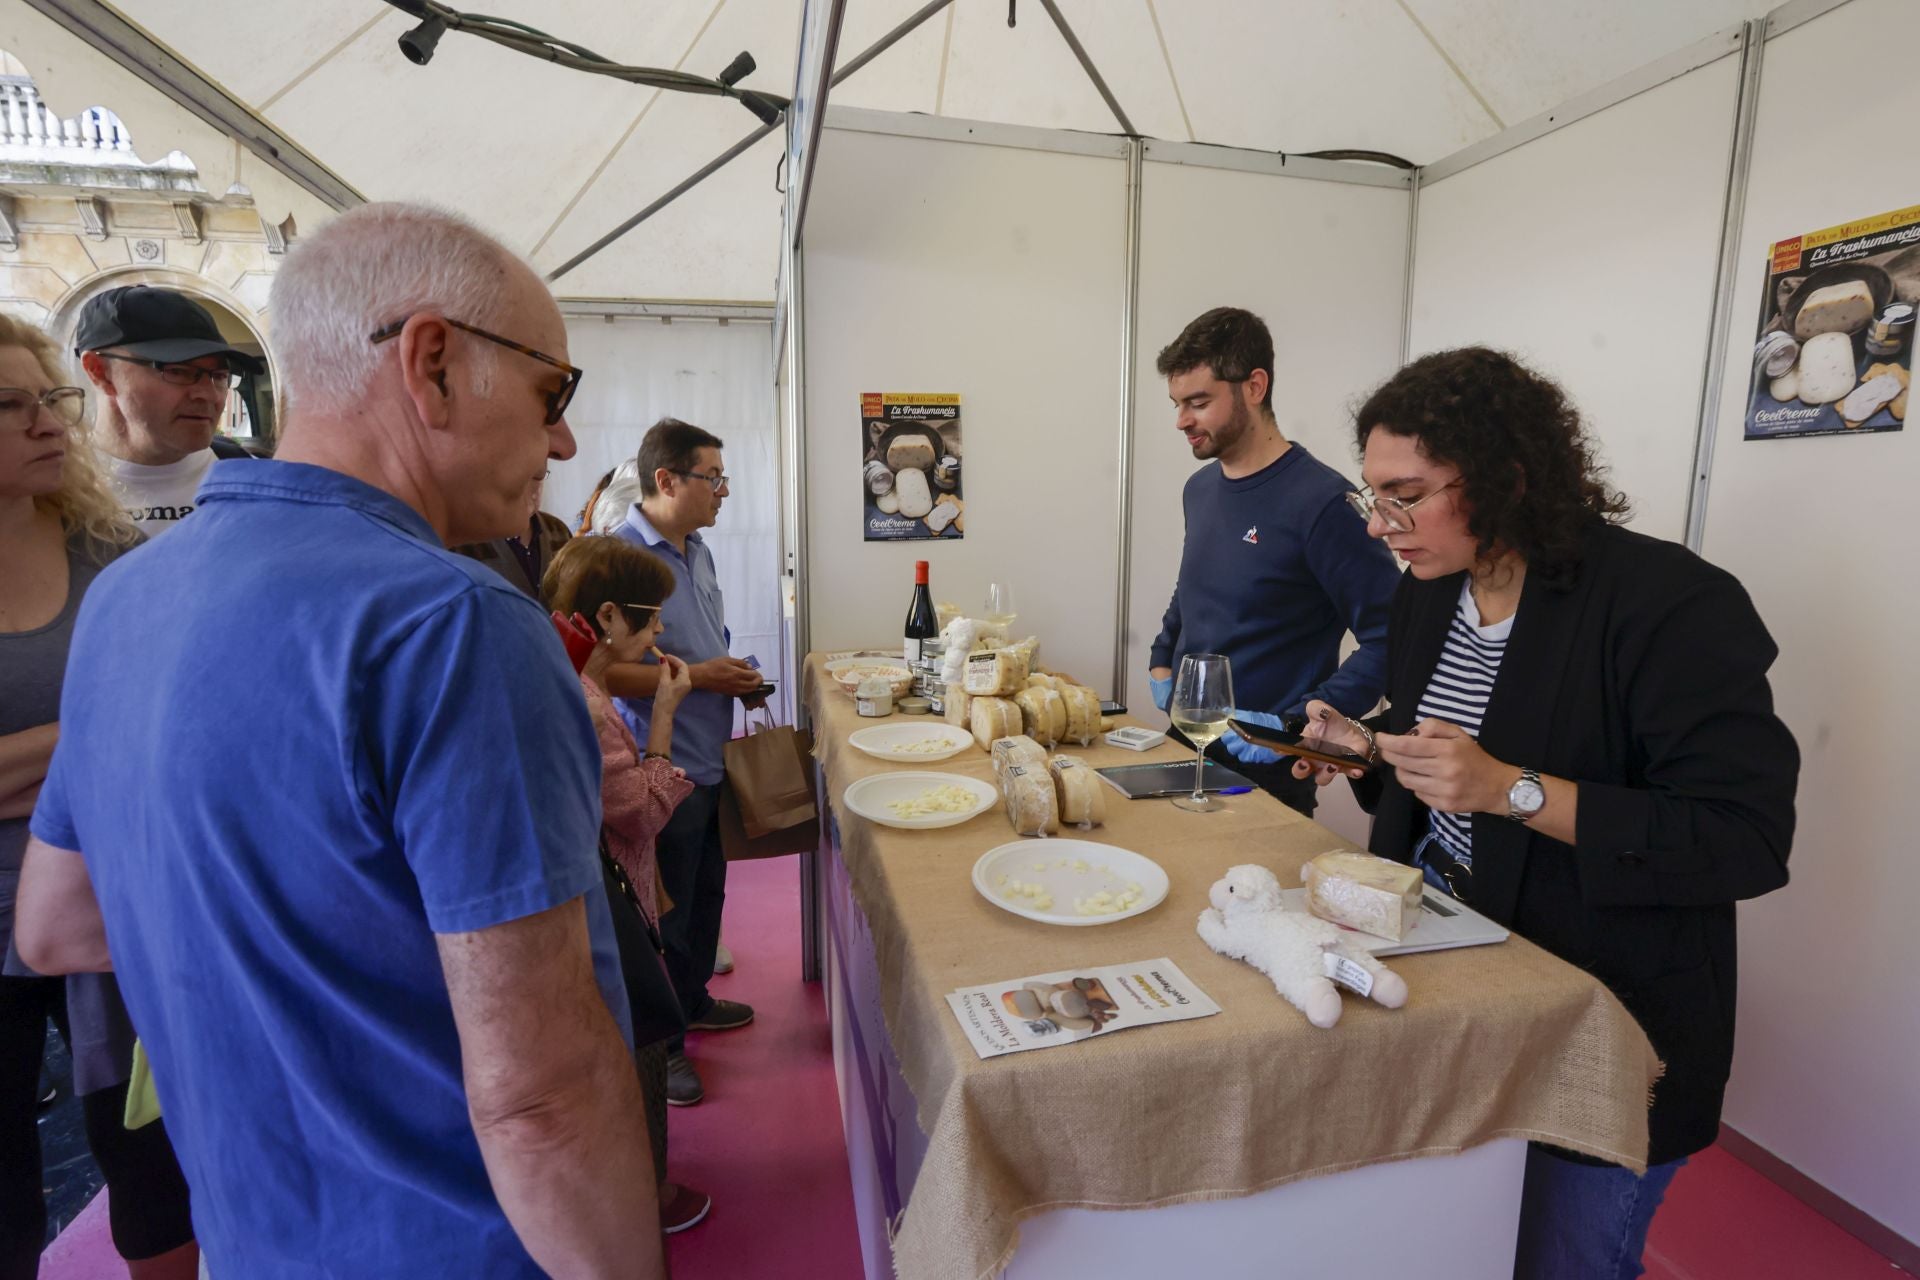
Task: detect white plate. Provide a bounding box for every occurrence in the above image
[843,771,998,830]
[972,839,1170,927]
[848,722,973,763]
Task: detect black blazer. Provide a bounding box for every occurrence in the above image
[1362,522,1797,1164]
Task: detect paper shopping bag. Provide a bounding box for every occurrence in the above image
[720,707,819,857]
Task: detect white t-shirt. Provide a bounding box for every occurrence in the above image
[105,449,216,537]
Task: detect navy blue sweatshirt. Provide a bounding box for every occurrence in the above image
[1149,444,1400,719]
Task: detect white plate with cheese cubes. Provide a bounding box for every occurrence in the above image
[973,839,1170,927]
[847,722,973,763]
[843,771,999,830]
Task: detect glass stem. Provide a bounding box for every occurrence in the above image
[1192,751,1205,802]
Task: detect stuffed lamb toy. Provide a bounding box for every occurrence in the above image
[1196,864,1409,1029]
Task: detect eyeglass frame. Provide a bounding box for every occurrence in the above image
[93,352,241,390]
[667,467,729,491]
[368,316,583,426]
[0,385,87,427]
[1346,478,1463,534]
[615,601,662,631]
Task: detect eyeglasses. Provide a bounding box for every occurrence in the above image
[669,469,729,491]
[96,353,239,390]
[617,601,662,629]
[369,317,583,426]
[0,386,86,428]
[1346,479,1462,534]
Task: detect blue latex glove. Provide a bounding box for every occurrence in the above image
[1220,708,1287,766]
[1149,673,1173,711]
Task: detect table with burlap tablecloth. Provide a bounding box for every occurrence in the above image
[802,656,1659,1280]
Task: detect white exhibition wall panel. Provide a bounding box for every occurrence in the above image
[1128,159,1410,846]
[1699,0,1920,1244]
[801,126,1127,686]
[1408,51,1743,543]
[552,314,784,724]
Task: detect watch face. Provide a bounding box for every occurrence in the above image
[1511,778,1546,815]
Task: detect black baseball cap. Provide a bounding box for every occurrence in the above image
[73,286,265,371]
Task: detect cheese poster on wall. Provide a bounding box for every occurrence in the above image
[1744,203,1919,441]
[862,392,964,540]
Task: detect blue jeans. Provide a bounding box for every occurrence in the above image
[1514,1145,1685,1280]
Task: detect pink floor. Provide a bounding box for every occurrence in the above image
[39,857,1908,1278]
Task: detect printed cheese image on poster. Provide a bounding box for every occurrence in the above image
[862,393,962,541]
[1744,203,1917,441]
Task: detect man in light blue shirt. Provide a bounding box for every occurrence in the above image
[606,418,763,1106]
[16,203,664,1278]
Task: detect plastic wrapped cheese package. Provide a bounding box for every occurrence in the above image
[998,761,1059,837]
[944,688,974,728]
[969,697,1021,751]
[989,734,1049,773]
[1059,685,1101,746]
[964,647,1030,696]
[1012,686,1066,748]
[1301,850,1425,941]
[1048,755,1106,828]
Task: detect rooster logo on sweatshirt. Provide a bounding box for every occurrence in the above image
[1242,527,1259,545]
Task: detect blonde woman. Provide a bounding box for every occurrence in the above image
[0,313,197,1278]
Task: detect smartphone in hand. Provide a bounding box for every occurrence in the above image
[1226,716,1375,773]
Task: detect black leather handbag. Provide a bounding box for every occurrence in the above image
[598,835,686,1051]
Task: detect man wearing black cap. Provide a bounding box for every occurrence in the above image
[74,286,265,536]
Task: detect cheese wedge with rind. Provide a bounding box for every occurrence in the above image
[1301,850,1424,941]
[1049,755,1106,828]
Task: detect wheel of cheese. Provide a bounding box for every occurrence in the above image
[990,734,1049,774]
[964,648,1031,696]
[1059,686,1101,745]
[894,467,934,519]
[944,688,974,728]
[1043,689,1067,744]
[969,697,1021,751]
[1049,755,1106,828]
[1796,332,1857,405]
[1793,280,1875,341]
[1013,687,1057,747]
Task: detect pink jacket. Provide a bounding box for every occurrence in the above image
[581,675,692,926]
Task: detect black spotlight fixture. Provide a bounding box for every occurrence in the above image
[399,15,447,65]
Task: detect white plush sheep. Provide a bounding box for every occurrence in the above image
[1196,864,1409,1029]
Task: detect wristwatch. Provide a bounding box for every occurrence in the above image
[1506,768,1545,823]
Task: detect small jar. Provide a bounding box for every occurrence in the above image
[897,695,932,715]
[855,676,894,718]
[1865,304,1915,357]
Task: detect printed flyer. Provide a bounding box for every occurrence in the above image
[861,392,963,541]
[1744,203,1919,441]
[945,957,1219,1060]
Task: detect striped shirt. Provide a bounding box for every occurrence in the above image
[1415,579,1514,866]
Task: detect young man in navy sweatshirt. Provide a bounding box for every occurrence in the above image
[1148,307,1401,816]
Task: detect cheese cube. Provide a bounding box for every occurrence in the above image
[1049,755,1106,828]
[1301,851,1424,941]
[1796,331,1858,405]
[964,647,1030,696]
[1793,281,1875,341]
[969,697,1021,751]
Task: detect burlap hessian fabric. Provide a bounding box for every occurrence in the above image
[803,657,1660,1280]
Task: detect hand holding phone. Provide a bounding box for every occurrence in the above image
[1227,704,1375,780]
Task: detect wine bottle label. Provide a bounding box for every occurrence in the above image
[905,638,924,662]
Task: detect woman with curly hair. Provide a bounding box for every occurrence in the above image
[0,314,197,1278]
[1296,347,1797,1279]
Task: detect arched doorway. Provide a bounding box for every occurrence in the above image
[50,265,279,452]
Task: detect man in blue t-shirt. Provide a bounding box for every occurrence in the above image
[15,203,665,1278]
[1148,307,1401,816]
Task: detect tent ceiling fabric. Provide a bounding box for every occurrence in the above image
[8,0,1776,302]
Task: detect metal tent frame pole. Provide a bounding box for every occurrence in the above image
[1037,0,1137,136]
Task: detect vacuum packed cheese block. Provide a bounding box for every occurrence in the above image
[1301,851,1425,941]
[1049,755,1106,828]
[1059,686,1101,745]
[999,761,1059,837]
[964,647,1031,695]
[990,733,1049,774]
[1025,674,1052,689]
[969,697,1021,751]
[944,688,974,728]
[1013,687,1065,747]
[886,436,937,471]
[894,466,933,519]
[1793,281,1875,340]
[1796,332,1858,405]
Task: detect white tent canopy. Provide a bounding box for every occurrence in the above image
[3,0,1777,301]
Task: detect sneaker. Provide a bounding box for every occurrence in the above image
[687,998,754,1032]
[659,1181,712,1234]
[665,1052,704,1107]
[713,940,734,975]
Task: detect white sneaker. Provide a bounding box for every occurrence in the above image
[713,940,734,975]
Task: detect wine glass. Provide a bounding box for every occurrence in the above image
[1169,654,1233,813]
[983,582,1017,632]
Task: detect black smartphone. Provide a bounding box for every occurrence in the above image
[750,681,777,699]
[1226,716,1374,773]
[1099,700,1126,716]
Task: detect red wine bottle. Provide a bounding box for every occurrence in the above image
[903,560,937,662]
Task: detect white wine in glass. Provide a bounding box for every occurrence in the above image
[983,582,1017,631]
[1170,653,1233,812]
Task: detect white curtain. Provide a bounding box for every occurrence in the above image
[548,315,783,730]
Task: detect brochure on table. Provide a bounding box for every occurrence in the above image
[947,957,1219,1060]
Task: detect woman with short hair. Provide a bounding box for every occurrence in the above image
[0,313,197,1278]
[1298,346,1798,1279]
